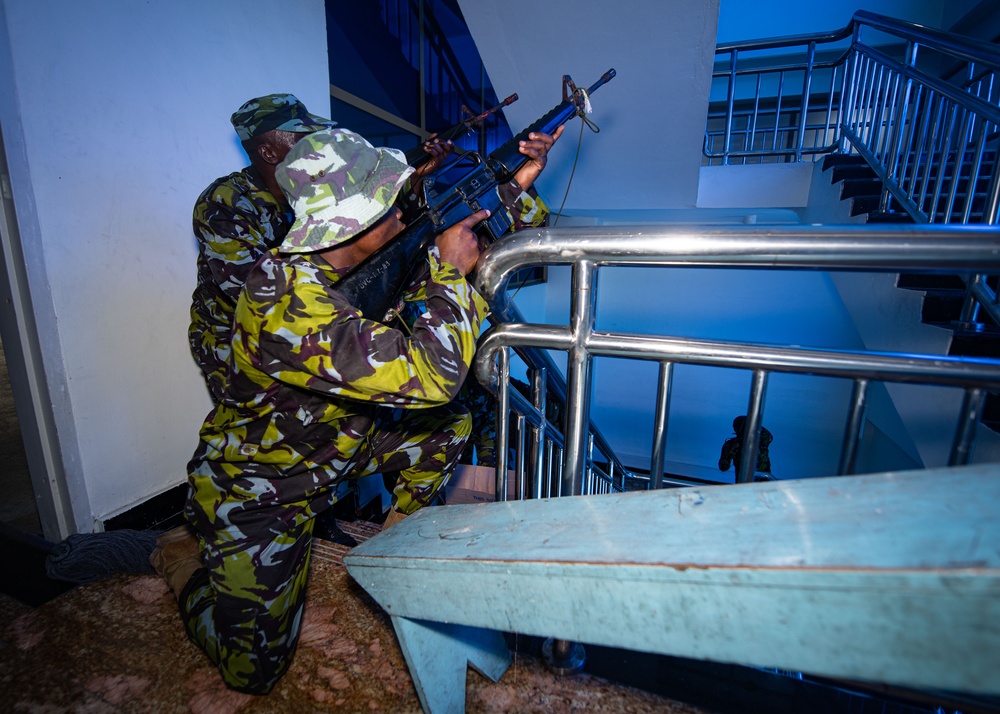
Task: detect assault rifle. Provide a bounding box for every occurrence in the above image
[404,93,519,169]
[336,68,616,322]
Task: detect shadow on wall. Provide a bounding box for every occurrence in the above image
[0,338,40,533]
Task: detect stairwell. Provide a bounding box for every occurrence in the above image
[821,152,1000,437]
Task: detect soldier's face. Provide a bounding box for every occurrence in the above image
[259,130,304,165]
[356,207,405,260]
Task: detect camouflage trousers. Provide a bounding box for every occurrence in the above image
[180,402,470,694]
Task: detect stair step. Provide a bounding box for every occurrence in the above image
[949,330,1000,358]
[840,178,882,199]
[831,165,878,182]
[822,154,868,171]
[897,273,966,292]
[922,295,966,324]
[850,195,881,216]
[867,211,914,224]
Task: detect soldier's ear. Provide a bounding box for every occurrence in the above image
[257,142,282,166]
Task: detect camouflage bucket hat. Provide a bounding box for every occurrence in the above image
[231,93,337,141]
[276,128,414,253]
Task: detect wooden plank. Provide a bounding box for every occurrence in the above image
[391,618,510,714]
[345,464,1000,697]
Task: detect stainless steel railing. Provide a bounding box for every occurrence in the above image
[706,10,1000,367]
[839,12,1000,226]
[473,224,1000,497]
[706,11,1000,229]
[705,27,852,165]
[482,301,645,500]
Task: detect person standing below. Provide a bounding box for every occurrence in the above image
[155,125,561,694]
[718,415,775,481]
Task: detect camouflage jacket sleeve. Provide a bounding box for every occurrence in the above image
[392,179,547,307]
[236,247,489,407]
[192,171,290,305]
[498,179,549,230]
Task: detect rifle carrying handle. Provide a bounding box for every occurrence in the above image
[487,68,615,178]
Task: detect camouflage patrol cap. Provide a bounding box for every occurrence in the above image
[230,93,337,142]
[276,128,414,253]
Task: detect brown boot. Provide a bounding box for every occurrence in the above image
[149,525,202,599]
[381,508,408,531]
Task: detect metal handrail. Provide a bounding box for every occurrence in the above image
[706,9,1000,361]
[473,224,1000,495]
[706,10,1000,187]
[483,301,642,498]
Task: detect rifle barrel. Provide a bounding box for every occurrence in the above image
[487,68,615,177]
[336,71,615,320]
[404,93,519,167]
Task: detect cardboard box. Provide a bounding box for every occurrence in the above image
[444,464,516,504]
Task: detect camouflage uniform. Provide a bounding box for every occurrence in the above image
[181,129,489,694]
[188,94,337,403]
[399,180,549,468]
[189,168,292,402]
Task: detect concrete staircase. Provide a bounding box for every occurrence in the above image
[821,153,1000,435]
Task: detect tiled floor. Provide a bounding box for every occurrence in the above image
[0,520,711,713]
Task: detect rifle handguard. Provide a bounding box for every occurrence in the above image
[335,69,616,322]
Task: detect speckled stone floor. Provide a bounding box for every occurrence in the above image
[0,521,711,713]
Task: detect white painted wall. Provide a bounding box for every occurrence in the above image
[458,0,719,212]
[0,0,330,533]
[698,164,814,209]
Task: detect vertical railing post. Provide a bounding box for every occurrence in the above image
[561,260,597,498]
[795,41,816,162]
[950,388,985,466]
[550,260,594,678]
[839,378,870,476]
[737,370,769,484]
[723,49,738,166]
[982,159,1000,225]
[514,413,527,500]
[648,361,673,490]
[417,0,426,134]
[531,368,547,499]
[839,24,863,153]
[956,273,983,330]
[881,41,918,212]
[494,346,511,502]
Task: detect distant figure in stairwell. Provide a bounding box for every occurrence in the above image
[718,415,775,481]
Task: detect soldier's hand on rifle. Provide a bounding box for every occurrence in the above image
[512,126,565,191]
[435,208,490,276]
[411,134,454,181]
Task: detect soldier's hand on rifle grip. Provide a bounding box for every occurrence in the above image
[435,209,491,276]
[512,126,565,191]
[411,134,454,182]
